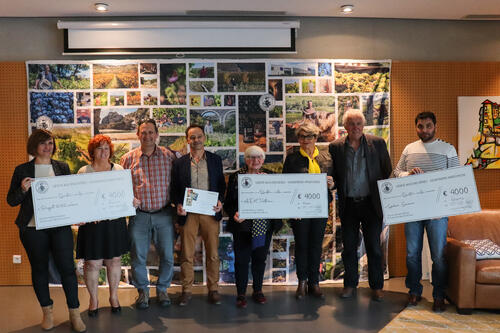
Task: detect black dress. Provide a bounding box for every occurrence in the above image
[76,164,129,260]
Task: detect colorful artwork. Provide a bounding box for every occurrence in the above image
[26,58,391,287]
[459,97,500,169]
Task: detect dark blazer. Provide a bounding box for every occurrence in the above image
[171,151,226,225]
[7,159,71,230]
[224,166,282,234]
[328,134,392,220]
[282,148,334,203]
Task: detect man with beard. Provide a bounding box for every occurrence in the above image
[394,111,459,313]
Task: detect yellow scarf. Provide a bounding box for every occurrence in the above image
[299,147,321,174]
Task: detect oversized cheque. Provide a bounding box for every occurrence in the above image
[32,169,136,229]
[377,165,481,225]
[238,173,328,219]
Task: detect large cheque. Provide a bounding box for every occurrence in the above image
[378,165,481,225]
[238,173,328,219]
[32,170,136,230]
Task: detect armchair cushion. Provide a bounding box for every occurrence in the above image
[463,239,500,260]
[476,260,500,284]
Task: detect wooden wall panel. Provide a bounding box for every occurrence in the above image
[0,61,499,284]
[0,62,31,285]
[388,62,500,277]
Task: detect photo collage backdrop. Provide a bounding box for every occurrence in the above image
[26,59,391,286]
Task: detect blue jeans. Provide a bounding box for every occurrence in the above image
[405,217,448,299]
[129,210,174,292]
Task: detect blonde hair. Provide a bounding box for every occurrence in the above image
[295,122,320,137]
[244,145,265,159]
[343,109,366,126]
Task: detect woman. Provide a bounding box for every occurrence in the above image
[224,146,282,308]
[76,134,131,316]
[282,123,334,300]
[7,129,86,332]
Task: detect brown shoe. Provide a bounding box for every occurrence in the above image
[41,305,53,331]
[208,291,221,305]
[68,308,86,333]
[432,298,446,313]
[407,294,422,306]
[296,280,307,300]
[340,287,356,299]
[372,289,384,302]
[308,284,325,299]
[178,292,192,307]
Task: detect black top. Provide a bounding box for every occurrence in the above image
[7,159,70,230]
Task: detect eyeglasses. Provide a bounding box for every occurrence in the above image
[246,156,264,160]
[298,134,317,140]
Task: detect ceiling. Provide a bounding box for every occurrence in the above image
[1,0,499,20]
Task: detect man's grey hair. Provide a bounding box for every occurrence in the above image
[343,109,366,126]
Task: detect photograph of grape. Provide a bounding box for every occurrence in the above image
[203,95,222,107]
[30,92,74,124]
[93,63,139,89]
[334,62,390,93]
[126,91,141,105]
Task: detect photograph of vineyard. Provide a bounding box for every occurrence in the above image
[159,136,187,156]
[30,92,74,124]
[238,95,266,152]
[160,63,187,105]
[51,125,92,173]
[28,64,90,89]
[153,107,187,134]
[285,96,336,142]
[93,107,150,140]
[337,96,361,127]
[217,63,266,92]
[189,62,215,79]
[189,109,236,147]
[334,62,390,93]
[93,63,139,89]
[362,93,390,125]
[127,91,141,105]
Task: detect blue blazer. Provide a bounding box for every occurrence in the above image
[171,151,226,225]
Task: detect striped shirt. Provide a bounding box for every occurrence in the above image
[394,139,459,177]
[120,145,175,211]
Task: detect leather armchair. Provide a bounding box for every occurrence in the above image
[446,210,500,314]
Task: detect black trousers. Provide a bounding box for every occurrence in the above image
[20,226,79,308]
[291,218,327,285]
[340,199,383,290]
[232,230,273,295]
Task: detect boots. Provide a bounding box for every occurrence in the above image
[68,308,86,332]
[296,280,307,300]
[41,305,53,331]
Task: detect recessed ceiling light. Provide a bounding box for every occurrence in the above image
[340,5,354,14]
[95,3,109,12]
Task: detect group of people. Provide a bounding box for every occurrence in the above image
[7,109,458,332]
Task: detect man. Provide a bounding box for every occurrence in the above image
[35,65,62,89]
[394,111,459,313]
[329,109,392,301]
[172,125,226,306]
[120,119,176,309]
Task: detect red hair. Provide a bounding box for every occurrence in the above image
[88,134,114,161]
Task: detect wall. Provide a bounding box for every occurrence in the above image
[1,16,500,284]
[0,17,500,61]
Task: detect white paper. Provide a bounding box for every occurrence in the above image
[32,169,136,230]
[378,165,481,225]
[182,187,218,216]
[238,173,329,219]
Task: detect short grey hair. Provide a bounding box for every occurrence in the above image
[295,122,320,137]
[244,145,265,159]
[343,109,366,126]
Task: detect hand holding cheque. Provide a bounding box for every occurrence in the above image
[31,169,136,229]
[378,165,481,225]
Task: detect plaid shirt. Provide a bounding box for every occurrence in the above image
[120,145,175,211]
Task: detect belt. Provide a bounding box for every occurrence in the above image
[347,196,369,203]
[137,207,164,214]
